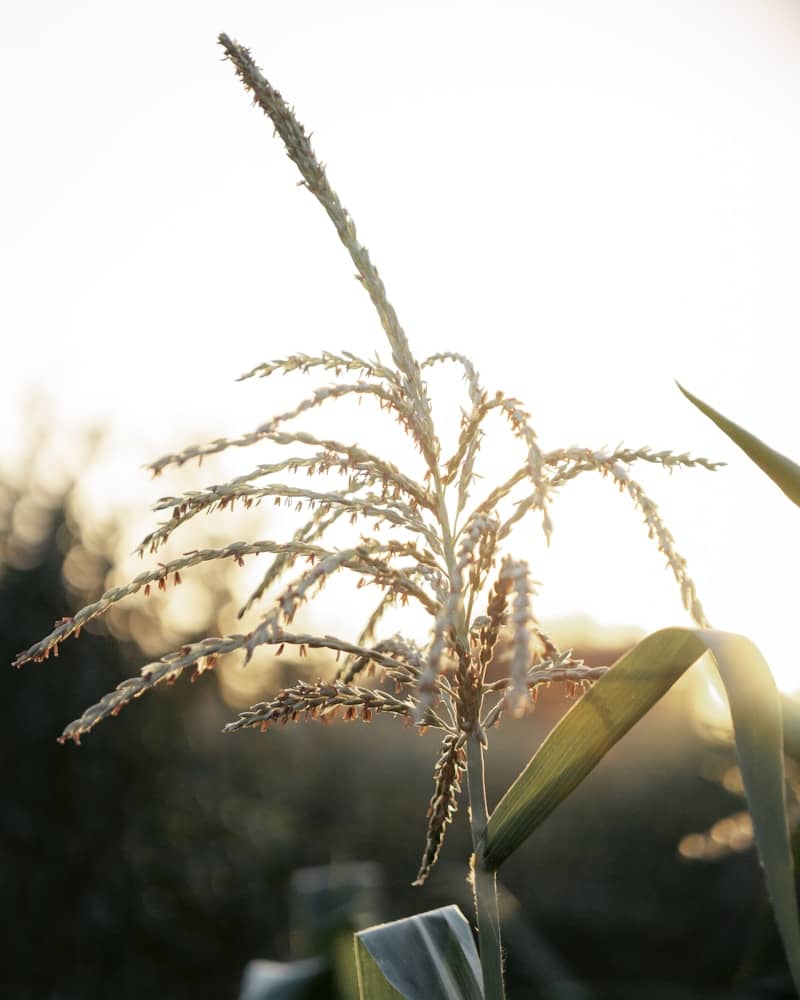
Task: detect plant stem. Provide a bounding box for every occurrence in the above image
[466,732,505,999]
[431,420,503,995]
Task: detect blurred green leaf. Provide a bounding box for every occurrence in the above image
[479,627,800,993]
[354,905,483,1000]
[677,382,800,506]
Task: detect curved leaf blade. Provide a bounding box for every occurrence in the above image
[479,627,800,993]
[480,627,701,869]
[703,631,800,992]
[354,905,483,1000]
[677,382,800,506]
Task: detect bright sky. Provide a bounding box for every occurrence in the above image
[3,1,799,689]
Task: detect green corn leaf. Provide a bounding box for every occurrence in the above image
[479,627,800,993]
[354,905,484,1000]
[678,382,800,506]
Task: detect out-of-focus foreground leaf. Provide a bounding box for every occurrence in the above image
[678,382,800,506]
[238,957,327,1000]
[354,905,483,1000]
[479,627,800,994]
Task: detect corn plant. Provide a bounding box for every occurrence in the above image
[14,35,800,998]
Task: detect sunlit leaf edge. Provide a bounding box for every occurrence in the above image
[677,382,800,506]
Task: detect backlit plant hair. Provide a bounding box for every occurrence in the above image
[14,35,725,997]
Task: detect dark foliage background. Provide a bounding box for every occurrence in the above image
[1,450,796,999]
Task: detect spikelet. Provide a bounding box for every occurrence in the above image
[237,349,398,386]
[413,733,467,885]
[496,559,535,718]
[223,677,417,733]
[414,592,459,723]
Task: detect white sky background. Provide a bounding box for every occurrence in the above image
[2,1,799,688]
